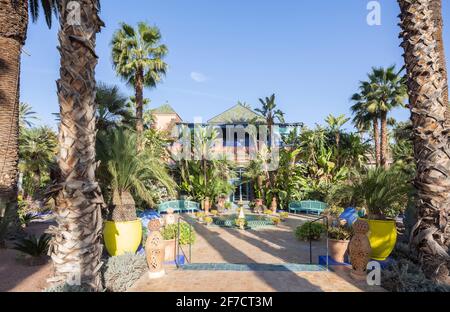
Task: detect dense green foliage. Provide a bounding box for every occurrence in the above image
[13,234,50,257]
[295,222,326,241]
[161,223,196,245]
[96,129,176,209]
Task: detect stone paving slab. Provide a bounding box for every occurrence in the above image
[129,266,384,292]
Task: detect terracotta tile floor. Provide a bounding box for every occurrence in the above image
[130,214,385,292]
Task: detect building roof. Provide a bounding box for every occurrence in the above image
[207,103,265,124]
[152,103,178,115]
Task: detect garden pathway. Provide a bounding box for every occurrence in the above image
[130,214,385,292]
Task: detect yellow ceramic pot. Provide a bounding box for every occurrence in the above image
[364,219,397,261]
[103,219,142,256]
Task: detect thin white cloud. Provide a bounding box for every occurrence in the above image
[190,71,208,83]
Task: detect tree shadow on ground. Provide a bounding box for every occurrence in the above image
[182,216,325,292]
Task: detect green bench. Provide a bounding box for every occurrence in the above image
[157,200,200,214]
[288,200,327,216]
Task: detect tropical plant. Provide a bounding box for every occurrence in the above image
[279,212,289,220]
[351,81,381,166]
[19,102,38,129]
[161,223,195,245]
[18,212,38,228]
[295,222,326,241]
[13,233,50,257]
[0,0,57,222]
[177,127,235,202]
[95,82,133,131]
[271,217,281,226]
[47,0,105,291]
[325,114,350,148]
[234,218,247,229]
[391,121,415,176]
[19,126,57,196]
[351,66,407,168]
[204,216,213,225]
[367,66,407,167]
[254,94,285,127]
[253,93,285,189]
[351,168,411,219]
[111,22,168,145]
[97,129,176,221]
[398,0,450,282]
[327,226,353,241]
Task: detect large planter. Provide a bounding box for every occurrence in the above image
[103,219,142,256]
[364,219,397,261]
[164,239,176,261]
[329,239,349,263]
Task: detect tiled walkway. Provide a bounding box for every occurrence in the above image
[130,214,385,292]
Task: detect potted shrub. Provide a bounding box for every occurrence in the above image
[279,211,289,221]
[98,130,176,256]
[272,217,281,227]
[224,202,232,211]
[352,168,410,260]
[161,223,195,261]
[204,216,213,226]
[195,211,205,222]
[328,226,353,263]
[235,218,247,230]
[295,222,325,241]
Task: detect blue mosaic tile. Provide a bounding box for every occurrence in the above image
[181,263,327,272]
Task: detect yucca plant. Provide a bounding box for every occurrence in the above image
[13,233,50,265]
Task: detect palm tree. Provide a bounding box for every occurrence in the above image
[111,22,168,148]
[351,83,381,166]
[367,66,407,168]
[0,0,57,215]
[19,126,57,188]
[19,102,38,130]
[46,0,105,291]
[255,94,285,128]
[97,129,176,221]
[325,114,350,148]
[95,83,133,131]
[431,0,448,110]
[398,0,450,283]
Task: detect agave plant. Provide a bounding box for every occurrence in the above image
[13,234,50,258]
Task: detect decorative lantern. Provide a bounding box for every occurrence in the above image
[349,219,371,281]
[145,219,166,279]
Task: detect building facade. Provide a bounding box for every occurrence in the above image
[152,103,303,202]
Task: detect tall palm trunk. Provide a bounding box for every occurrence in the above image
[372,116,381,167]
[380,111,389,168]
[135,68,144,151]
[47,0,106,291]
[398,0,450,283]
[0,0,28,213]
[431,0,448,108]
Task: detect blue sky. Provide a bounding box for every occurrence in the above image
[21,0,450,130]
